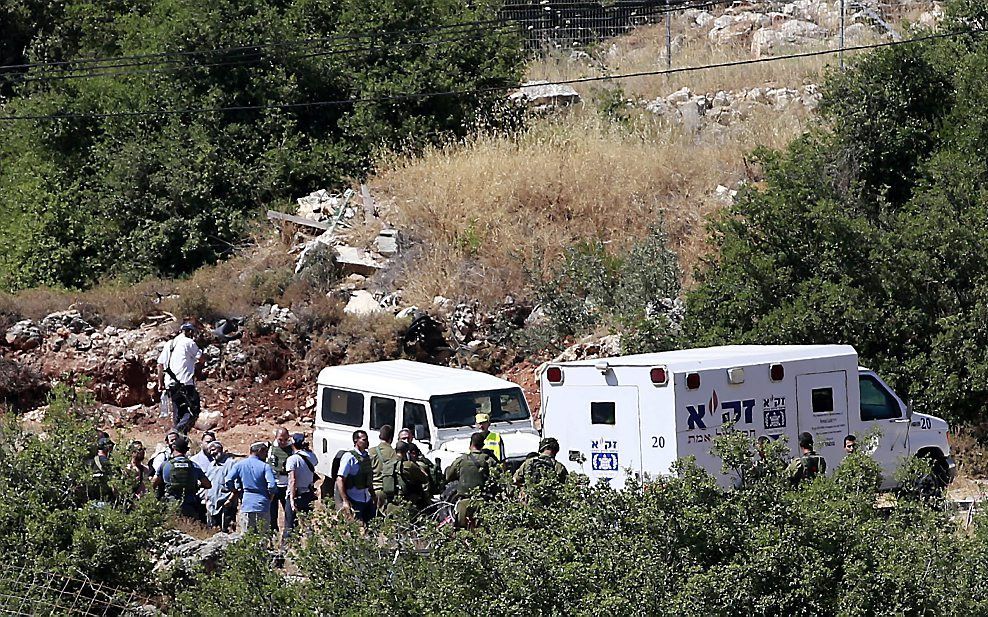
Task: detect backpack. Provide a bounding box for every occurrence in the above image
[525,456,558,484]
[381,456,401,499]
[802,454,826,480]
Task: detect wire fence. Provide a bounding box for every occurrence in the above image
[0,564,146,616]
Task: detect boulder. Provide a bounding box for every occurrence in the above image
[751,19,829,57]
[41,310,95,334]
[551,334,622,363]
[708,12,767,47]
[4,320,42,351]
[154,530,240,576]
[344,290,384,316]
[333,245,385,277]
[196,409,223,431]
[509,81,581,110]
[666,86,692,105]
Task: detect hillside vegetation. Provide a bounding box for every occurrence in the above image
[0,0,522,290]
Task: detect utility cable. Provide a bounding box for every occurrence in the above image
[3,21,977,122]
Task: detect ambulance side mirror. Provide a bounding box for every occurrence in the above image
[905,400,913,420]
[414,424,429,442]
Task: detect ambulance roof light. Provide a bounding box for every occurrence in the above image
[650,366,668,386]
[727,367,745,384]
[546,366,564,384]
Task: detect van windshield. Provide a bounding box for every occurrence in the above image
[430,388,530,429]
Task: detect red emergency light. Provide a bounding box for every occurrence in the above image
[770,363,785,382]
[546,366,564,384]
[650,366,668,386]
[686,372,701,390]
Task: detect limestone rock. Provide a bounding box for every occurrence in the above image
[509,81,581,110]
[41,309,95,334]
[551,334,622,363]
[344,290,384,316]
[4,320,42,351]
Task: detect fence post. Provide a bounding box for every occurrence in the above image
[665,0,672,70]
[839,0,846,69]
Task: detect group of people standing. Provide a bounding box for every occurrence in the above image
[332,413,570,529]
[135,427,318,537]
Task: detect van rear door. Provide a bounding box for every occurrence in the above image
[795,371,850,469]
[544,385,642,488]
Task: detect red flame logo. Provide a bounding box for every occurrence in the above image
[709,390,719,413]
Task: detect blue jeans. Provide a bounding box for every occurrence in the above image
[351,498,376,524]
[283,490,316,538]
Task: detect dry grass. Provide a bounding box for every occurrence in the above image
[373,102,809,306]
[0,237,298,328]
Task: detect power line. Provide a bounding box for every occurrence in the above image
[0,0,726,77]
[3,24,978,122]
[1,25,524,86]
[0,18,513,73]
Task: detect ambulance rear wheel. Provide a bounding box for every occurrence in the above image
[918,451,949,497]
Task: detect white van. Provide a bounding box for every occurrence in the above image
[313,360,541,475]
[540,345,955,490]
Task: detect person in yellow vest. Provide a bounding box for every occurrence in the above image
[475,413,505,464]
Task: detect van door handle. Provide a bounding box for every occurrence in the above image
[891,419,910,424]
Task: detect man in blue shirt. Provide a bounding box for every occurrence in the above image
[336,430,376,525]
[226,441,277,533]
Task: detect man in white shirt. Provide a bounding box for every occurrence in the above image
[157,321,205,434]
[284,433,319,538]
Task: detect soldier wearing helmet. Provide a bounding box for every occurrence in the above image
[514,437,568,489]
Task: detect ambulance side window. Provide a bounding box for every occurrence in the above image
[859,375,902,421]
[591,402,615,425]
[811,387,834,413]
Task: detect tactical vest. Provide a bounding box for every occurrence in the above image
[165,456,197,501]
[269,444,293,475]
[344,450,373,491]
[456,453,490,496]
[483,431,503,461]
[801,453,826,480]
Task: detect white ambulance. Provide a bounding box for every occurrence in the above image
[313,360,541,475]
[540,345,955,489]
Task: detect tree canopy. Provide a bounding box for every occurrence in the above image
[0,0,523,290]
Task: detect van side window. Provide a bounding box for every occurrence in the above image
[811,387,834,413]
[321,388,364,427]
[859,375,902,421]
[591,402,616,425]
[370,397,397,431]
[403,402,430,441]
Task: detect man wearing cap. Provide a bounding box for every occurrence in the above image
[788,432,827,488]
[157,320,206,434]
[514,437,568,489]
[226,441,278,533]
[284,433,319,537]
[476,413,505,464]
[153,435,211,520]
[393,441,432,513]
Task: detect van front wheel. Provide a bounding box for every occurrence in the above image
[918,450,950,496]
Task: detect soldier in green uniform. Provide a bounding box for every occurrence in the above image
[370,425,397,508]
[445,432,496,528]
[514,437,568,486]
[788,432,827,488]
[389,441,432,514]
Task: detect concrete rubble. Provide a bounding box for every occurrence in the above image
[509,81,582,110]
